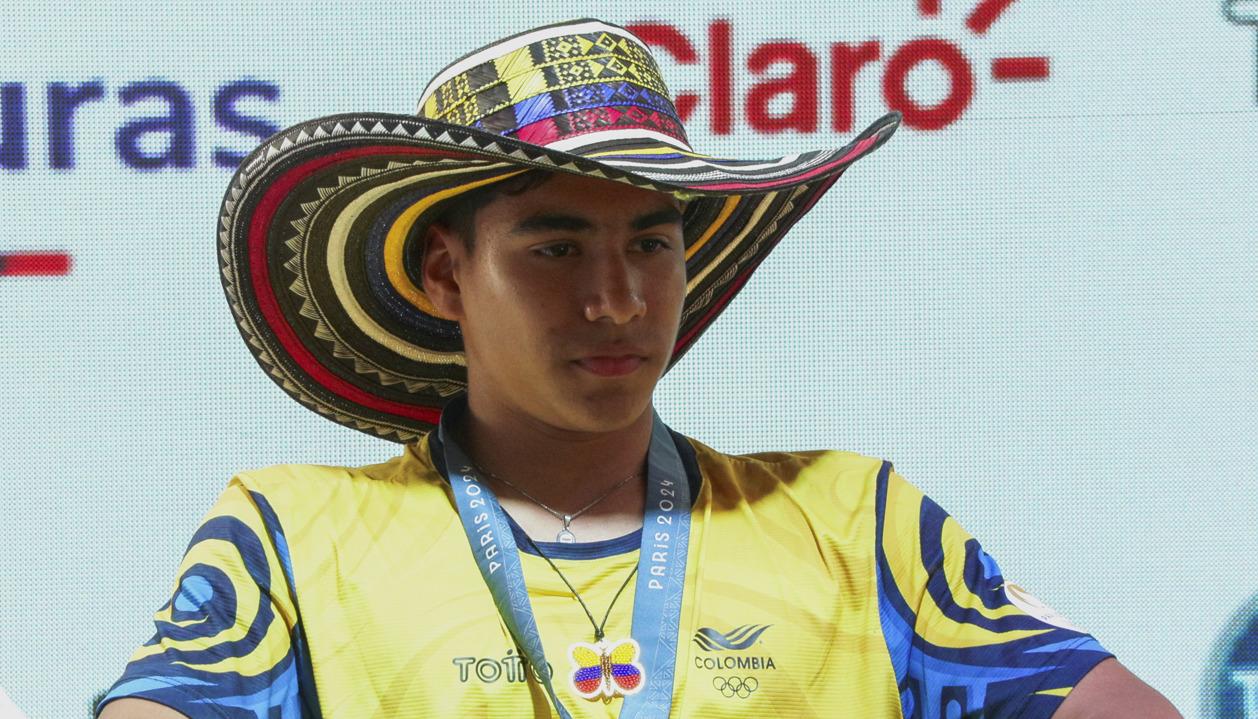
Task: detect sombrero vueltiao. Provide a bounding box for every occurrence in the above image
[218,18,901,443]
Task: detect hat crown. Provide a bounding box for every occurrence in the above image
[415,19,692,154]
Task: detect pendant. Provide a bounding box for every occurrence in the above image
[568,638,645,700]
[556,514,576,543]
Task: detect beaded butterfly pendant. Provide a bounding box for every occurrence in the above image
[568,638,645,699]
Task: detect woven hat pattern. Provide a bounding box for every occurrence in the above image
[419,27,689,151]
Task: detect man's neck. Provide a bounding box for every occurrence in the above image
[451,393,652,543]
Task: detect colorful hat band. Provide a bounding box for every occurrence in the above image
[419,27,690,151]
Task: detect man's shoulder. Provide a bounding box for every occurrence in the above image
[224,440,446,517]
[677,433,889,495]
[680,433,885,472]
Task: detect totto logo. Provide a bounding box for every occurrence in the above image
[628,1,1047,134]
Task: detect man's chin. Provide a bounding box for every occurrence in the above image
[551,380,657,433]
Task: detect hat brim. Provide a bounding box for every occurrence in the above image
[219,111,901,442]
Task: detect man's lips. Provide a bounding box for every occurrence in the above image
[573,355,646,377]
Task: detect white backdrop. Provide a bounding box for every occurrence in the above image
[1,2,1255,717]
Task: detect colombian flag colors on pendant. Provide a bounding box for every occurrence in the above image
[568,638,645,700]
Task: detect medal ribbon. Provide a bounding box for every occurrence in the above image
[440,404,691,719]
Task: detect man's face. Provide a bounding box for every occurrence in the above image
[444,172,687,433]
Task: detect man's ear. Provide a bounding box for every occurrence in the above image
[420,221,465,321]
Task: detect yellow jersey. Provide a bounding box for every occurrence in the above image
[98,421,1110,718]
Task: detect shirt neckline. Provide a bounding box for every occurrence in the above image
[424,397,702,561]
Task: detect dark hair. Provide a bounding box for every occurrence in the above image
[433,169,555,255]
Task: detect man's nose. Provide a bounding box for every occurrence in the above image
[583,253,647,324]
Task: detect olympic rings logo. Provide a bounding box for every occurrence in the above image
[712,675,759,698]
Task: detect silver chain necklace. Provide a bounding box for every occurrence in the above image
[473,463,642,543]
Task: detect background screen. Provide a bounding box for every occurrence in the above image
[2,2,1255,717]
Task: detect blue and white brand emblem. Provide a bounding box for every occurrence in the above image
[692,624,773,652]
[691,624,777,673]
[1203,591,1258,718]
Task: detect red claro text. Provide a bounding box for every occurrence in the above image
[627,20,974,133]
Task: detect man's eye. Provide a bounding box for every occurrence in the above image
[535,243,575,258]
[638,238,671,252]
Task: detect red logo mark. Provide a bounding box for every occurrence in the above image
[630,0,1048,134]
[0,252,72,277]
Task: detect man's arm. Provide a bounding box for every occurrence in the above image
[96,481,305,716]
[98,698,190,719]
[1052,658,1181,719]
[875,467,1178,718]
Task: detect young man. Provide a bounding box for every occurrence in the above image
[98,18,1179,719]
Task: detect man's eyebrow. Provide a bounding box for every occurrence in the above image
[630,206,685,231]
[510,207,684,235]
[511,213,595,235]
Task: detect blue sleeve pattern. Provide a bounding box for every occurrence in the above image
[97,486,320,719]
[874,461,1114,719]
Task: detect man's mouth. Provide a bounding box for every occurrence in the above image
[572,356,646,377]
